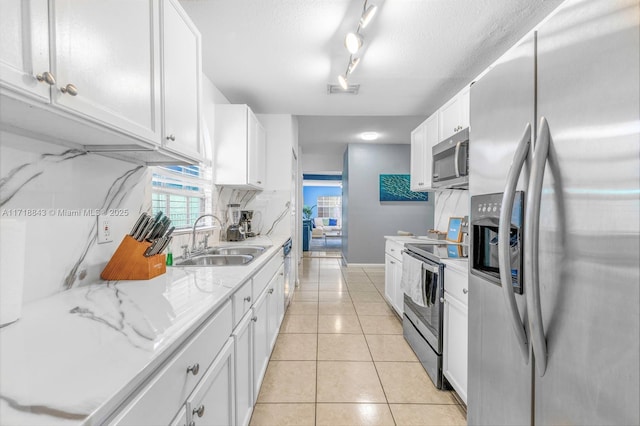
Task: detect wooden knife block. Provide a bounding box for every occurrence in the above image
[101,235,166,281]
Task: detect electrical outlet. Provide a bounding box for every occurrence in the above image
[97,215,113,244]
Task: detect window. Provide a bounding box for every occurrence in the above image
[151,165,212,229]
[317,196,341,220]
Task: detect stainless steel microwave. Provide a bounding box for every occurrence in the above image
[432,127,469,189]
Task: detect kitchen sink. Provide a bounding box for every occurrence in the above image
[206,245,267,256]
[172,245,270,267]
[175,254,254,267]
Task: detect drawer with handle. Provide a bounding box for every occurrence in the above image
[443,264,468,305]
[385,240,405,259]
[232,278,253,327]
[109,300,232,425]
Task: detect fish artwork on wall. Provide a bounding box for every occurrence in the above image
[379,174,428,202]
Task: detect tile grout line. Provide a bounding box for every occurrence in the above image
[360,273,398,426]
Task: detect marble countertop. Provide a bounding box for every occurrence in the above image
[384,235,447,244]
[0,235,290,425]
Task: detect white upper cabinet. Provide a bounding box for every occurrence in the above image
[0,0,50,102]
[160,0,202,161]
[411,84,470,190]
[0,0,202,165]
[214,104,266,189]
[410,112,438,191]
[438,85,470,141]
[50,0,161,144]
[247,109,266,188]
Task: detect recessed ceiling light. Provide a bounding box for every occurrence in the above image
[360,131,379,141]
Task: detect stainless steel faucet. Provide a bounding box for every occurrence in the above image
[190,214,223,256]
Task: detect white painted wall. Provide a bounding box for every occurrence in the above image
[301,151,344,173]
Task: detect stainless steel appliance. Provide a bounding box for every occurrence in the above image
[432,127,469,189]
[470,191,524,294]
[402,243,468,389]
[282,238,293,308]
[226,203,245,241]
[468,1,639,424]
[240,210,256,237]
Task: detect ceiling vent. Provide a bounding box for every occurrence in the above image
[327,84,360,95]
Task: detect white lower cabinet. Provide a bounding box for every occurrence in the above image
[251,287,270,402]
[233,312,254,426]
[384,240,404,316]
[443,264,469,404]
[267,264,285,350]
[187,338,235,426]
[108,251,288,426]
[170,406,188,426]
[109,301,232,425]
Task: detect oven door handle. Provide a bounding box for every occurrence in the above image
[499,122,531,364]
[402,250,439,274]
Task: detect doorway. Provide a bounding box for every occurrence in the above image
[302,174,342,258]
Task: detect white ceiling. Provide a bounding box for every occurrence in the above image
[180,0,562,158]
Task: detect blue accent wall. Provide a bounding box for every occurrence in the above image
[303,186,342,218]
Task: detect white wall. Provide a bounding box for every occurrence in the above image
[301,151,344,173]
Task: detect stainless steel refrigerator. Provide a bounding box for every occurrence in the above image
[468,0,640,424]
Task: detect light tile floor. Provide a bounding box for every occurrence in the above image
[250,256,467,426]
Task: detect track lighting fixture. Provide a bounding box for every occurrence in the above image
[347,57,360,74]
[360,4,378,29]
[344,32,363,54]
[334,0,378,92]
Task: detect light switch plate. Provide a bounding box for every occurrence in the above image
[97,215,113,244]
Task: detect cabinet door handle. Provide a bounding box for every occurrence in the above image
[251,316,258,322]
[440,297,445,303]
[462,288,468,294]
[36,71,56,85]
[268,288,274,294]
[257,181,262,184]
[390,261,395,265]
[60,83,78,96]
[166,134,176,141]
[187,363,200,376]
[192,404,205,418]
[244,296,251,302]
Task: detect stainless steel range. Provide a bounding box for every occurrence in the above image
[401,243,467,389]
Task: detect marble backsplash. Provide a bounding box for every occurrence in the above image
[0,131,292,304]
[434,189,470,232]
[0,131,151,304]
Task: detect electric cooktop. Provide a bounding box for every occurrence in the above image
[404,243,468,262]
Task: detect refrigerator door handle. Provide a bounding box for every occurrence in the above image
[525,117,568,377]
[499,122,531,364]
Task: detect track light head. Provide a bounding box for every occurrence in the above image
[344,32,363,54]
[338,74,349,90]
[360,4,378,29]
[348,57,360,74]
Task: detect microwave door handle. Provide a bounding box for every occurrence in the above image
[499,122,532,364]
[454,141,461,178]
